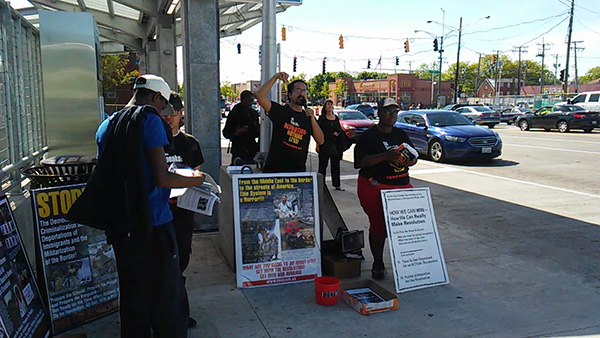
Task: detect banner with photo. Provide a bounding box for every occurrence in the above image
[233,173,320,288]
[0,195,50,338]
[381,188,449,293]
[31,184,118,334]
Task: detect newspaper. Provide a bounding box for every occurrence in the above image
[168,166,221,216]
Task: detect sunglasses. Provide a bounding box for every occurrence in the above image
[381,108,400,116]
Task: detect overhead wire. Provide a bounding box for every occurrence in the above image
[463,12,568,36]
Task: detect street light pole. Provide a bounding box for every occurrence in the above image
[453,17,462,104]
[437,8,445,107]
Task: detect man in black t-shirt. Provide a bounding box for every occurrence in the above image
[161,92,204,328]
[256,72,324,173]
[222,90,260,164]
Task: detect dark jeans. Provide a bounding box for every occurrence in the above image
[170,204,195,273]
[318,151,342,188]
[112,221,188,338]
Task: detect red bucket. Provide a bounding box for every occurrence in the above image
[314,276,340,306]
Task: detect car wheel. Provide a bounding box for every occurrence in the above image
[557,120,570,133]
[506,120,513,125]
[487,124,496,129]
[519,119,529,131]
[428,140,445,163]
[583,128,593,133]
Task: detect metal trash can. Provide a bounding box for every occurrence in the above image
[22,155,97,189]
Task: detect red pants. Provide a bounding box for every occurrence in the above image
[357,175,413,239]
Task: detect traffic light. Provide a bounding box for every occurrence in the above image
[281,26,286,41]
[395,56,399,66]
[293,57,297,73]
[404,39,410,53]
[433,38,438,52]
[367,59,371,69]
[491,54,496,65]
[339,35,344,49]
[559,69,565,82]
[237,43,241,54]
[322,58,326,74]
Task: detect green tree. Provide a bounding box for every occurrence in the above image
[578,66,600,84]
[101,54,139,94]
[319,82,330,100]
[335,78,349,98]
[354,71,387,80]
[220,81,236,101]
[415,62,439,79]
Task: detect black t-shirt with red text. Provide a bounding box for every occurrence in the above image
[263,102,313,173]
[354,126,414,186]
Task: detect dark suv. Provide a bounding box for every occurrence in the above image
[345,104,376,119]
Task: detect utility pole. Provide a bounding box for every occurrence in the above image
[551,54,560,85]
[563,0,575,96]
[572,41,584,93]
[453,17,463,104]
[407,61,413,74]
[512,46,528,96]
[492,50,501,106]
[475,53,482,95]
[536,40,549,95]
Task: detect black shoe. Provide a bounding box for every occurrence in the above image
[371,263,386,280]
[188,317,197,328]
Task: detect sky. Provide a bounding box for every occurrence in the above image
[218,0,600,85]
[8,0,599,86]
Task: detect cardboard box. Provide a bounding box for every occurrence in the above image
[340,279,398,315]
[321,254,361,279]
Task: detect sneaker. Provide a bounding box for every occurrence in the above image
[188,317,197,328]
[371,267,386,280]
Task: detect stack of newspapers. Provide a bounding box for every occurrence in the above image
[169,166,221,216]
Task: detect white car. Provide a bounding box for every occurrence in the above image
[560,91,600,112]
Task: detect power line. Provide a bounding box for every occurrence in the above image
[519,16,568,47]
[574,17,600,35]
[463,12,568,36]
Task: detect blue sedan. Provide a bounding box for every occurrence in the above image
[395,110,502,162]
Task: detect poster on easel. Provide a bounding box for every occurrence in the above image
[31,184,119,334]
[381,188,449,293]
[0,195,51,338]
[233,172,320,288]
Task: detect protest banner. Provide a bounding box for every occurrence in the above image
[0,195,50,338]
[381,188,449,293]
[233,173,320,287]
[31,184,118,334]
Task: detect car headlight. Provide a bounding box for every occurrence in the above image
[343,124,355,130]
[445,135,466,142]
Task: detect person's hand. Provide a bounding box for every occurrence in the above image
[192,170,206,184]
[385,149,403,164]
[333,131,340,137]
[276,72,289,82]
[305,107,315,119]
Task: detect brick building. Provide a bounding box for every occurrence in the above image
[476,78,519,98]
[327,73,452,108]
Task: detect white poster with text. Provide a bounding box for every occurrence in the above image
[381,188,449,293]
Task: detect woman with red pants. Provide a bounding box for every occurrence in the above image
[354,98,418,280]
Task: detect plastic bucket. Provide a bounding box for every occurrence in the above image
[314,276,340,306]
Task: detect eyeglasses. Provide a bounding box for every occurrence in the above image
[292,88,309,94]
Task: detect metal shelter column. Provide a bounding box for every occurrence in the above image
[156,13,177,90]
[145,40,159,75]
[181,0,220,226]
[259,0,277,152]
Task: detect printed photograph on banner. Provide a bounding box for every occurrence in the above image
[241,220,280,264]
[234,173,320,287]
[0,195,51,338]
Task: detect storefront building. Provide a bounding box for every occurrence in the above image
[328,73,452,108]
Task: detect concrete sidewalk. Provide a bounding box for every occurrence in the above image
[63,153,600,338]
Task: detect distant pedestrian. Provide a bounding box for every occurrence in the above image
[354,97,418,280]
[222,90,260,164]
[317,99,347,191]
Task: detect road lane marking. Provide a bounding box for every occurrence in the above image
[503,143,600,155]
[500,135,600,145]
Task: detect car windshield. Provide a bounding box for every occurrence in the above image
[473,106,494,112]
[427,113,473,126]
[357,106,374,112]
[339,111,368,120]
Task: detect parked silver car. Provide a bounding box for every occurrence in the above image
[453,106,501,128]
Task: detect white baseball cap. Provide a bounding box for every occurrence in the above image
[133,74,171,102]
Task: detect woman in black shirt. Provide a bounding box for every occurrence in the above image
[354,98,418,280]
[317,100,346,190]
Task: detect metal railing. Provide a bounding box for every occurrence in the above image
[0,0,47,194]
